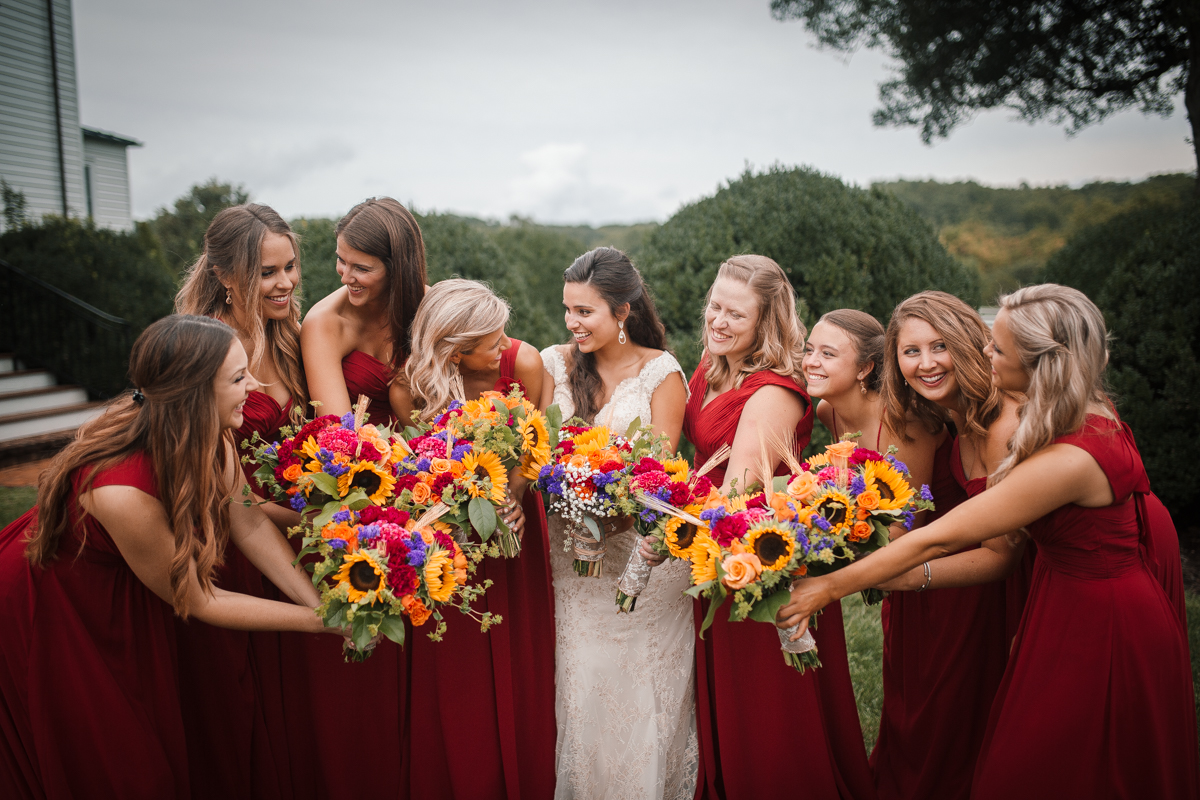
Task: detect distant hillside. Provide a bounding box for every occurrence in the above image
[874,173,1194,301]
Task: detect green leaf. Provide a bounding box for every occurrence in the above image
[378,614,406,646]
[582,515,602,541]
[772,475,790,493]
[350,612,373,652]
[468,496,498,540]
[405,426,422,440]
[699,586,728,639]
[625,416,643,440]
[307,472,340,498]
[546,404,563,431]
[326,599,348,629]
[870,519,890,548]
[291,543,320,566]
[343,488,371,510]
[746,587,792,624]
[311,499,343,532]
[491,398,510,417]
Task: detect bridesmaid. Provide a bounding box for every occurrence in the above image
[870,292,1017,800]
[0,315,334,800]
[779,284,1200,799]
[391,279,556,800]
[174,203,308,798]
[682,256,875,800]
[302,196,427,424]
[290,197,427,799]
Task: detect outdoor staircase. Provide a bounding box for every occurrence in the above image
[0,353,105,467]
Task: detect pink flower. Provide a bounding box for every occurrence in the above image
[632,457,665,475]
[712,513,750,547]
[316,426,358,456]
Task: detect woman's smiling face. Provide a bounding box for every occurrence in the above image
[896,316,959,408]
[803,320,865,399]
[704,276,759,365]
[563,281,623,353]
[336,235,388,307]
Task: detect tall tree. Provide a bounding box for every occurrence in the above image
[149,178,249,273]
[772,1,1198,190]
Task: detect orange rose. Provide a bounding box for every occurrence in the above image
[449,460,465,478]
[568,454,590,470]
[769,493,797,522]
[786,472,818,503]
[721,552,764,590]
[856,490,880,510]
[850,521,872,541]
[791,563,809,577]
[430,458,452,475]
[452,545,469,572]
[401,595,432,626]
[282,463,304,483]
[419,527,436,545]
[410,482,432,504]
[827,439,857,469]
[856,507,870,520]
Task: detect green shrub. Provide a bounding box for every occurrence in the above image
[640,165,980,375]
[1044,200,1200,519]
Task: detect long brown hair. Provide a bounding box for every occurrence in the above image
[703,255,806,390]
[336,198,428,373]
[882,291,1001,440]
[563,247,668,421]
[175,203,306,409]
[27,315,238,618]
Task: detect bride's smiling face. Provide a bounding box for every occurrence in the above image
[563,281,626,354]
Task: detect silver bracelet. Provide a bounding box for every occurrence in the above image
[915,561,932,592]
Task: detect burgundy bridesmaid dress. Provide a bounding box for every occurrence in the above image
[869,435,1007,800]
[971,416,1199,799]
[0,453,191,799]
[403,340,557,799]
[683,357,877,800]
[270,352,407,800]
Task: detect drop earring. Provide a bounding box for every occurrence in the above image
[859,379,867,395]
[618,320,627,345]
[225,288,232,305]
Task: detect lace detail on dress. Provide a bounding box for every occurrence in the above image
[540,344,697,800]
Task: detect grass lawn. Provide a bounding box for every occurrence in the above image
[0,486,36,528]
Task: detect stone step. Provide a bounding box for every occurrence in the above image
[0,430,77,469]
[0,385,89,417]
[0,370,55,394]
[0,401,106,441]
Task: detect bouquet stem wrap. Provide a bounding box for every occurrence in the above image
[777,624,821,672]
[570,521,605,577]
[615,542,653,613]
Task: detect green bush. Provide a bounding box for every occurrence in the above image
[640,165,980,375]
[0,216,175,328]
[1044,200,1200,520]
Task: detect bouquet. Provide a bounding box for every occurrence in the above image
[661,436,933,672]
[533,415,663,577]
[390,387,551,558]
[244,398,499,661]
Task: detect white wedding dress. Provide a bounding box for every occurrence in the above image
[541,346,698,800]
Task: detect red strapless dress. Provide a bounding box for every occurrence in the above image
[971,416,1199,799]
[683,359,876,800]
[269,352,406,799]
[403,340,557,799]
[869,436,1006,800]
[342,350,397,427]
[0,453,190,799]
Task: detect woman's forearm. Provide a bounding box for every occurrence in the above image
[231,513,321,608]
[190,587,326,633]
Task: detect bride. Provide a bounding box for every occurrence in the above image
[539,247,696,799]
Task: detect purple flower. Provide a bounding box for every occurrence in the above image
[886,455,908,474]
[332,509,352,524]
[919,484,933,502]
[592,472,620,488]
[264,444,278,457]
[812,514,832,532]
[317,447,335,462]
[340,412,356,429]
[447,399,464,411]
[407,535,427,567]
[639,509,660,524]
[323,461,349,478]
[327,538,348,550]
[451,443,472,460]
[357,524,382,544]
[416,457,432,472]
[849,475,866,496]
[902,509,915,530]
[289,494,307,511]
[700,507,727,526]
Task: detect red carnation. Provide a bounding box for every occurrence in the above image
[431,472,454,495]
[667,481,690,506]
[432,531,457,552]
[600,459,625,473]
[291,415,339,453]
[386,562,418,596]
[359,442,383,461]
[395,474,420,492]
[690,476,713,500]
[381,507,410,526]
[632,457,664,475]
[745,494,768,509]
[712,513,749,547]
[558,441,575,456]
[358,506,381,524]
[849,448,884,465]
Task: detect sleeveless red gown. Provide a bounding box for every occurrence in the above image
[269,353,407,799]
[402,340,557,799]
[683,358,876,800]
[0,453,191,799]
[869,435,1006,800]
[971,416,1199,799]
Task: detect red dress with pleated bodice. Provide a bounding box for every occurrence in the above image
[970,416,1199,799]
[869,435,1006,800]
[683,358,876,800]
[0,453,190,799]
[342,350,397,427]
[403,340,557,799]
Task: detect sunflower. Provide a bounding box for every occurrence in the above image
[337,461,397,503]
[805,488,854,536]
[805,452,830,469]
[663,457,690,483]
[665,513,706,558]
[461,450,508,503]
[689,533,722,585]
[424,550,457,603]
[571,426,612,455]
[334,552,387,603]
[744,523,796,571]
[520,410,551,459]
[862,460,914,511]
[460,397,504,424]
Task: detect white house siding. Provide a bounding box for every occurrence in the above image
[0,0,87,230]
[82,135,133,230]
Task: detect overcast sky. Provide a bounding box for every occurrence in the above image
[73,0,1195,225]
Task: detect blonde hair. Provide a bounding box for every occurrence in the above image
[175,204,306,410]
[990,283,1112,485]
[882,291,1002,441]
[703,255,806,390]
[404,279,510,422]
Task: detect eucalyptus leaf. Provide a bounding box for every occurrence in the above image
[311,500,342,532]
[625,417,642,440]
[405,426,422,440]
[870,519,891,548]
[326,599,347,629]
[583,515,602,542]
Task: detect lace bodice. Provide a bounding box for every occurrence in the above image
[540,346,686,432]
